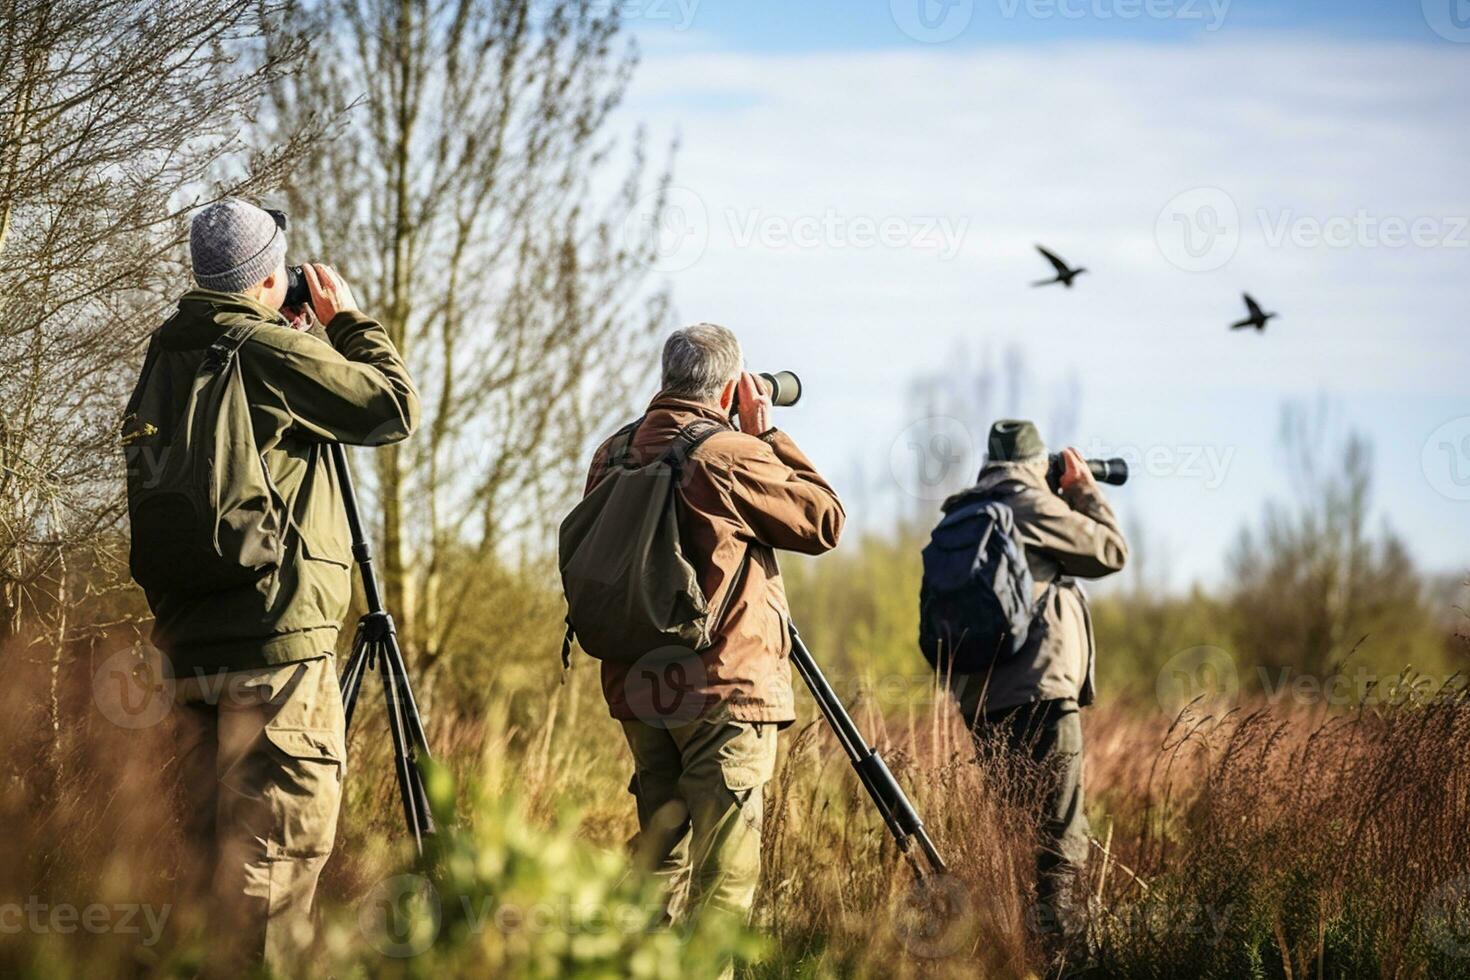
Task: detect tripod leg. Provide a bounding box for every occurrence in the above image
[376,641,435,850]
[339,631,371,736]
[380,635,433,760]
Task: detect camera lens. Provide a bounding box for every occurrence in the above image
[759,371,802,407]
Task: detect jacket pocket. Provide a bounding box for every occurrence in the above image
[296,458,352,567]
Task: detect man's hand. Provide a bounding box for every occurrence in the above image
[735,371,772,436]
[302,263,360,325]
[1057,447,1097,493]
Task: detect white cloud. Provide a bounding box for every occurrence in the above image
[616,37,1470,585]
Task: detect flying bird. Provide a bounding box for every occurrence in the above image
[1230,293,1277,332]
[1032,245,1086,288]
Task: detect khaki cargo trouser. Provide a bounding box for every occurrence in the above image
[172,655,345,973]
[620,710,778,949]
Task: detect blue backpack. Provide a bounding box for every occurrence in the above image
[918,491,1045,674]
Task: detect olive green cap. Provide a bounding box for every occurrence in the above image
[987,419,1046,463]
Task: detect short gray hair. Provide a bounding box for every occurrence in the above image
[661,323,743,402]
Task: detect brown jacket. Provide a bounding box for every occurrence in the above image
[948,459,1127,718]
[584,395,845,724]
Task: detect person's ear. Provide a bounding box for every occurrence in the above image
[260,270,277,290]
[718,378,737,411]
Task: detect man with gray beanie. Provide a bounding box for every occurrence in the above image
[124,197,419,970]
[938,419,1126,963]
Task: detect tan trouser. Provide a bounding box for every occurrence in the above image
[173,656,345,973]
[620,710,778,940]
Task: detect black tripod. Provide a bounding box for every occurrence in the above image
[788,622,947,875]
[331,443,436,855]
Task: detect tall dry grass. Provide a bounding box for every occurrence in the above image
[4,640,1470,978]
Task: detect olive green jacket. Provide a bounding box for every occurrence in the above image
[137,290,419,675]
[949,459,1128,717]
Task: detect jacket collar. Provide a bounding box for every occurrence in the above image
[176,288,287,325]
[160,289,287,350]
[644,392,736,429]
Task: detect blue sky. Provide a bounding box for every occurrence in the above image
[610,1,1470,589]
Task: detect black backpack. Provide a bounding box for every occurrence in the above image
[918,490,1048,674]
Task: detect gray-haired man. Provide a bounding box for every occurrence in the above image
[580,324,844,974]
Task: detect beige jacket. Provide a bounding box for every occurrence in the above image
[584,395,845,724]
[948,459,1127,717]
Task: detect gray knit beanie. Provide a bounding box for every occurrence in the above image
[189,198,287,293]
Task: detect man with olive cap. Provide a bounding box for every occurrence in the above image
[946,419,1128,958]
[124,197,419,968]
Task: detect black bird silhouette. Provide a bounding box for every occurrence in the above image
[1032,245,1086,288]
[1230,293,1277,332]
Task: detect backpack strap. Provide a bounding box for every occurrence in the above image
[608,417,644,469]
[660,419,724,472]
[202,321,260,374]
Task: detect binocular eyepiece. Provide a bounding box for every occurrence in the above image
[283,265,311,310]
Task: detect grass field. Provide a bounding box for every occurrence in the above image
[5,620,1470,979]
